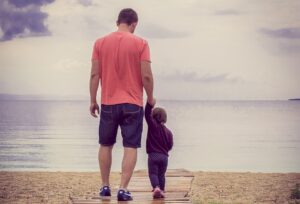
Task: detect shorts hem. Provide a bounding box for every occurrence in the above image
[123,144,141,148]
[99,142,115,146]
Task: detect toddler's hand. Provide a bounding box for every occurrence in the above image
[147,97,156,106]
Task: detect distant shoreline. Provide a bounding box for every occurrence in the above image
[0,94,298,101]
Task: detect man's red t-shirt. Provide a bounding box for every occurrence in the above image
[92,31,151,107]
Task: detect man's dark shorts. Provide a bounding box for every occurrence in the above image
[99,103,144,148]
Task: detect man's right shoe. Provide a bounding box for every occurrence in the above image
[99,185,111,197]
[117,189,133,201]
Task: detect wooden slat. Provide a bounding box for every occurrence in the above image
[72,200,191,204]
[91,192,188,200]
[71,169,193,204]
[72,202,191,204]
[133,169,193,177]
[128,177,193,192]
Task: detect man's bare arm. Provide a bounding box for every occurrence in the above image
[89,60,101,117]
[141,61,155,105]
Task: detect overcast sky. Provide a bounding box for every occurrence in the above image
[0,0,299,100]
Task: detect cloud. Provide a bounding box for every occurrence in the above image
[158,71,241,84]
[214,9,240,16]
[138,23,189,39]
[260,27,300,39]
[0,0,54,41]
[78,0,93,7]
[9,0,54,7]
[279,43,300,54]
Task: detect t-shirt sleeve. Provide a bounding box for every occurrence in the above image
[140,41,151,62]
[91,40,100,61]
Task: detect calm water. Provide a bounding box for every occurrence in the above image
[0,100,299,172]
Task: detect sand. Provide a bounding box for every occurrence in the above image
[0,172,120,204]
[0,171,300,204]
[191,171,300,204]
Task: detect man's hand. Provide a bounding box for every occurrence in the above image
[90,102,99,118]
[147,97,156,107]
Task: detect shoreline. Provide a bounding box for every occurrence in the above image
[2,167,300,174]
[1,170,300,204]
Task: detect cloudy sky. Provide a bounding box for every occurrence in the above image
[0,0,299,100]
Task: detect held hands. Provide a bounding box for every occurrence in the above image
[90,102,99,118]
[147,97,156,107]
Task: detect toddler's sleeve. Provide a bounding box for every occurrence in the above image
[168,131,174,151]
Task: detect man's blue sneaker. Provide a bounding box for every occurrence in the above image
[99,186,111,197]
[117,189,133,201]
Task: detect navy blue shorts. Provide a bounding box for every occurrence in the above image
[99,103,144,148]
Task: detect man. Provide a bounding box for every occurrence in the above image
[89,8,155,201]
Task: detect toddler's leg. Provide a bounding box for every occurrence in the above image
[158,155,168,191]
[148,154,159,189]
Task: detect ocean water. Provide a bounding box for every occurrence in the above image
[0,100,299,172]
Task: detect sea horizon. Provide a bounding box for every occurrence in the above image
[0,93,298,102]
[1,99,300,173]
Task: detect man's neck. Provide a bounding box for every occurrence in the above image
[117,24,132,33]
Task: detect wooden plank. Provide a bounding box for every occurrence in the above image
[90,192,188,199]
[72,200,191,204]
[71,169,194,204]
[72,202,191,204]
[130,177,193,181]
[72,198,190,202]
[128,188,191,192]
[128,177,193,192]
[133,169,193,177]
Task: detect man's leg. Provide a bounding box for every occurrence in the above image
[118,104,143,191]
[119,147,137,189]
[98,145,113,186]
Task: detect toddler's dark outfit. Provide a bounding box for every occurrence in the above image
[145,103,173,191]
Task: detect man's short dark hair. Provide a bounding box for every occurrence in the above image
[152,107,167,124]
[117,8,138,25]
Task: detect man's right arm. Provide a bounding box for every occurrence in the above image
[141,61,155,105]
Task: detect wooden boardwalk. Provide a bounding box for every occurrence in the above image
[71,169,194,204]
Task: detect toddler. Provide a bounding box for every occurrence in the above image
[145,101,173,199]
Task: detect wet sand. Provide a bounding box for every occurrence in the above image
[0,171,299,204]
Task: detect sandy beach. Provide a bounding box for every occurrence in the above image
[0,171,299,204]
[191,171,300,204]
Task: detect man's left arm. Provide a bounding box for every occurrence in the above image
[89,59,101,118]
[145,102,156,126]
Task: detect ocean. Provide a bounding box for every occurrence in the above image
[0,100,299,172]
